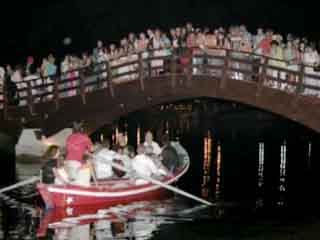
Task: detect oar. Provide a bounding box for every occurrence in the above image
[0,176,40,194]
[93,155,214,206]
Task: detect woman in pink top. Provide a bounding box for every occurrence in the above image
[65,121,93,181]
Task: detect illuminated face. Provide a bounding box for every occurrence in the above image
[170,29,176,37]
[145,131,153,144]
[129,33,135,41]
[97,41,103,48]
[118,134,126,147]
[140,33,146,40]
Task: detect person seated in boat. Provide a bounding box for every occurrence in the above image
[114,133,131,156]
[65,121,93,181]
[143,131,162,156]
[111,133,135,177]
[132,144,167,184]
[93,139,121,179]
[160,134,180,173]
[145,145,169,174]
[112,146,133,178]
[41,145,62,184]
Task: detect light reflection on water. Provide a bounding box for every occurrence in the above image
[278,141,287,206]
[201,130,212,199]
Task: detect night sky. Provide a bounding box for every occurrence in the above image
[0,0,317,65]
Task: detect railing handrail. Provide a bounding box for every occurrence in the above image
[2,46,320,119]
[9,46,318,87]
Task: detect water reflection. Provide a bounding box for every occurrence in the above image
[202,131,212,199]
[37,199,190,240]
[256,142,265,207]
[215,143,222,201]
[278,141,287,206]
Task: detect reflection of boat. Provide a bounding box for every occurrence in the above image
[37,142,190,208]
[37,199,176,239]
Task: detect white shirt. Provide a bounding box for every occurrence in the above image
[94,149,120,179]
[143,141,162,155]
[132,154,159,178]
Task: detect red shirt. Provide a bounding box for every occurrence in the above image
[65,133,92,163]
[258,37,272,56]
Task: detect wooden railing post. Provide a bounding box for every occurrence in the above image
[148,51,152,78]
[220,49,230,89]
[296,64,305,96]
[256,56,267,96]
[54,76,59,110]
[186,48,193,87]
[106,61,115,97]
[79,70,86,104]
[138,52,145,91]
[27,81,34,115]
[170,50,177,89]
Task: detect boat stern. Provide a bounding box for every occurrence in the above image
[37,183,55,209]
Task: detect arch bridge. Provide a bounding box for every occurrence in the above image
[1,47,320,137]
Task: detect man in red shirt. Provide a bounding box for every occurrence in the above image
[65,121,93,181]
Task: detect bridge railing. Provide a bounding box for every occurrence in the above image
[1,47,320,119]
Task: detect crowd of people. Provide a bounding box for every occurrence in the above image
[41,122,182,186]
[2,22,320,107]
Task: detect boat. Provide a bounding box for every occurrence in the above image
[37,142,190,208]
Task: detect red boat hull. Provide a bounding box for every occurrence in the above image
[37,182,173,208]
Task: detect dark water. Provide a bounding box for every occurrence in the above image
[2,98,320,239]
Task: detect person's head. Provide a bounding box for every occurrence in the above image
[137,144,145,155]
[139,33,146,40]
[170,28,176,37]
[42,58,48,64]
[181,27,187,36]
[72,121,84,133]
[48,54,55,64]
[101,139,111,149]
[155,29,161,38]
[299,42,305,52]
[6,64,12,72]
[82,52,88,59]
[27,56,34,64]
[257,28,264,35]
[97,40,103,48]
[43,145,60,160]
[128,32,136,42]
[145,131,154,144]
[118,133,127,147]
[161,134,170,146]
[176,27,181,36]
[147,29,154,38]
[110,44,116,51]
[186,22,193,32]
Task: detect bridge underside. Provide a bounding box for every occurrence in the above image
[8,75,317,137]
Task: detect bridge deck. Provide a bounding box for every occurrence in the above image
[1,47,320,136]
